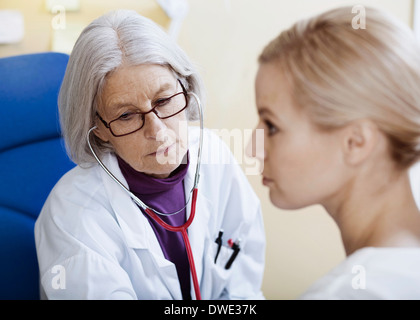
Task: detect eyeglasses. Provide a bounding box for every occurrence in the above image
[96,80,188,137]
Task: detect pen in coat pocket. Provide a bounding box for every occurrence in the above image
[225,239,240,269]
[214,229,223,263]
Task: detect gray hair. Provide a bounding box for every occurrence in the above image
[59,9,205,165]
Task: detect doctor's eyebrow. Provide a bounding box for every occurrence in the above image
[106,82,177,113]
[153,81,178,97]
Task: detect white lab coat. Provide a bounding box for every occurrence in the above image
[35,127,265,300]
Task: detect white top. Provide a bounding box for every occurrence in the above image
[35,127,266,300]
[300,247,420,300]
[300,164,420,300]
[300,163,420,300]
[409,161,420,209]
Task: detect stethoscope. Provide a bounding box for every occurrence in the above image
[86,92,203,300]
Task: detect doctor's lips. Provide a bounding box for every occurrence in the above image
[148,142,176,156]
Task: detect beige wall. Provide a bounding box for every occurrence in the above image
[0,0,170,57]
[0,0,414,299]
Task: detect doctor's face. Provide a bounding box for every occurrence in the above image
[94,64,188,179]
[252,63,345,210]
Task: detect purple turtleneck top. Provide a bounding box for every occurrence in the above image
[117,155,191,300]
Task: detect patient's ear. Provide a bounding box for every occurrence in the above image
[341,119,379,166]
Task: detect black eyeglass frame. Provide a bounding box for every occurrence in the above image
[96,79,188,137]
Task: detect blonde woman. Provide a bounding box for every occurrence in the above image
[249,6,420,299]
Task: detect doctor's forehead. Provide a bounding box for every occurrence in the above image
[105,65,176,90]
[101,66,178,102]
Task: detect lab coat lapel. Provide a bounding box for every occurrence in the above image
[100,152,152,250]
[184,145,212,299]
[100,153,182,299]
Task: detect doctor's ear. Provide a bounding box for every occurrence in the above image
[92,123,110,143]
[341,119,379,166]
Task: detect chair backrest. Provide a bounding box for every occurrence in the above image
[0,52,75,299]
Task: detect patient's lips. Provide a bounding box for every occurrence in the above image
[262,175,273,186]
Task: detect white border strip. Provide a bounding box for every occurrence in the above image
[413,0,420,40]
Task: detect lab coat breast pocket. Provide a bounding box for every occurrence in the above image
[201,239,235,299]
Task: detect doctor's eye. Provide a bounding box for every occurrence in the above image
[118,111,137,121]
[154,97,171,107]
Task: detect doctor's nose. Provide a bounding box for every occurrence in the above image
[143,112,167,140]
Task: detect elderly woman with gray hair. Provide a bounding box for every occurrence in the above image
[35,10,265,300]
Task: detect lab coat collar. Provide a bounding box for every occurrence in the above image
[99,153,182,298]
[99,127,212,299]
[183,170,212,299]
[183,128,213,298]
[99,150,212,256]
[99,153,166,256]
[99,127,207,253]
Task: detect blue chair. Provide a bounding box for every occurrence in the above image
[0,52,75,299]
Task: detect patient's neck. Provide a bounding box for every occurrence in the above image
[324,165,420,256]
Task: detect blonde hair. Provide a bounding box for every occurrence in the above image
[59,10,204,165]
[259,6,420,168]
